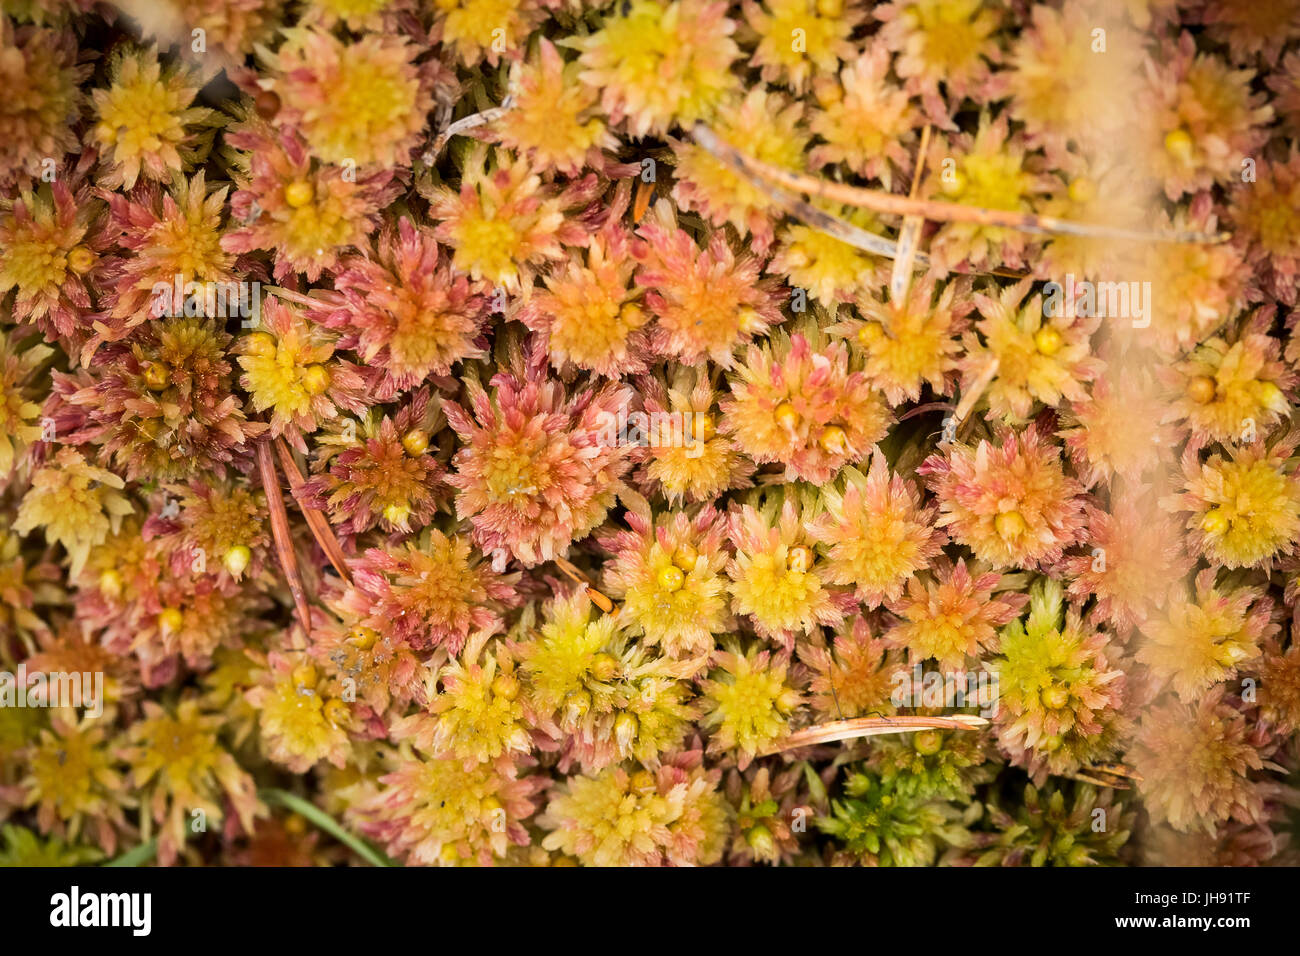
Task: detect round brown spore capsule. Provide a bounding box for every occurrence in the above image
[254,88,281,119]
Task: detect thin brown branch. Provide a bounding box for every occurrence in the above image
[760,714,989,755]
[687,125,1044,288]
[256,440,313,634]
[273,438,352,585]
[691,124,1227,244]
[781,190,915,260]
[694,144,915,261]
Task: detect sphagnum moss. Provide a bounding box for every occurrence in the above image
[0,0,1297,869]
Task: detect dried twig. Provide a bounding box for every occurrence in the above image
[690,138,916,261]
[256,440,313,634]
[760,714,989,756]
[691,124,1226,244]
[686,126,1079,283]
[759,180,916,260]
[889,123,931,303]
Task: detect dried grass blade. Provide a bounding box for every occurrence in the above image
[760,714,989,755]
[425,96,514,163]
[273,438,352,585]
[256,440,313,634]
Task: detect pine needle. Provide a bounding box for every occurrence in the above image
[273,438,353,585]
[256,440,313,635]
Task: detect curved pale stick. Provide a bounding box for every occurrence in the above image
[424,95,515,164]
[691,125,1226,245]
[889,123,932,303]
[759,714,989,756]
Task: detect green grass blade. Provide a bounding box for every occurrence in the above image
[261,788,397,867]
[103,839,157,867]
